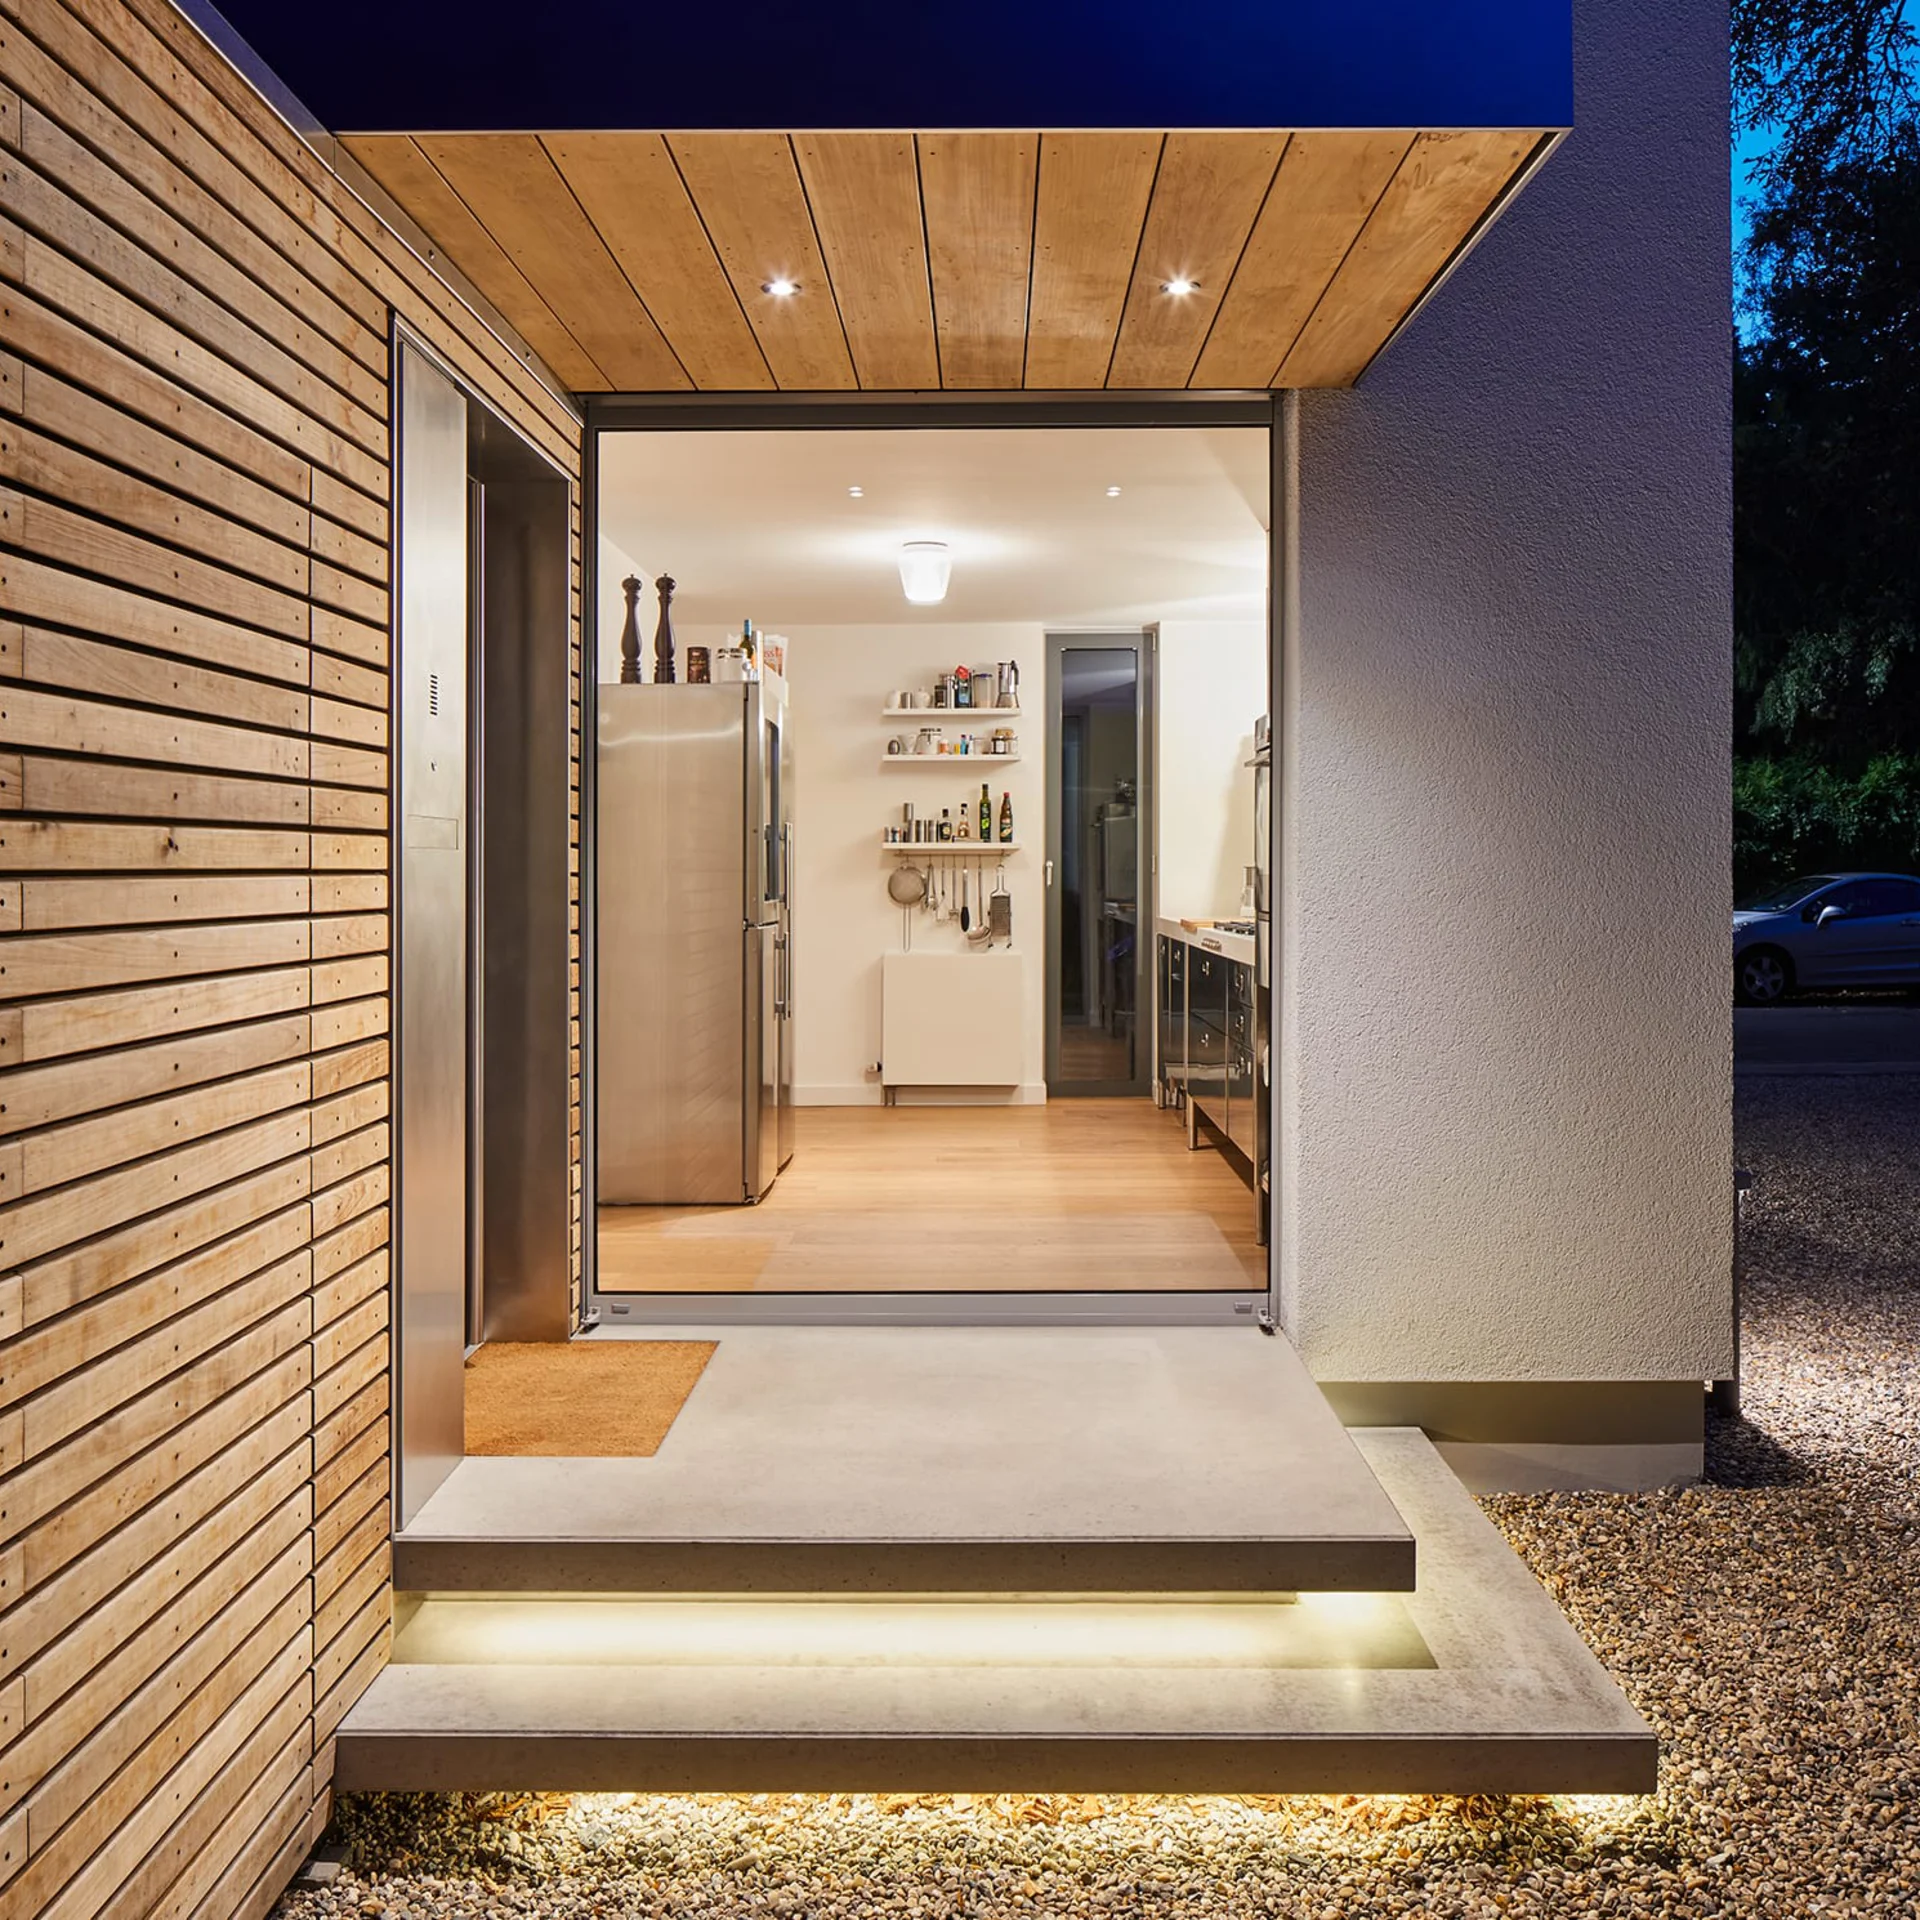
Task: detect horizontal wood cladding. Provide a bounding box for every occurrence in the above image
[0,3,584,1919]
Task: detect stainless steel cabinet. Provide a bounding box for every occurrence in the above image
[1187,948,1229,1144]
[1188,951,1261,1170]
[1156,934,1187,1106]
[1159,932,1264,1246]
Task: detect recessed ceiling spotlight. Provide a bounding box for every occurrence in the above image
[847,485,864,498]
[1106,485,1123,497]
[763,277,800,297]
[1161,276,1199,297]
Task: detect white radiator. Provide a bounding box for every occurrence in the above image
[882,951,1025,1089]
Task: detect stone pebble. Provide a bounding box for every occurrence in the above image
[276,1076,1920,1920]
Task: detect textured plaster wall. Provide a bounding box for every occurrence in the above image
[1283,0,1733,1381]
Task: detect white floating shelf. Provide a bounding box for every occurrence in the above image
[882,840,1023,854]
[880,755,1023,768]
[882,706,1022,720]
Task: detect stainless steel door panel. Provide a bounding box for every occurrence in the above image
[597,684,748,1203]
[747,679,788,920]
[777,824,796,1170]
[749,920,779,1198]
[396,343,469,1528]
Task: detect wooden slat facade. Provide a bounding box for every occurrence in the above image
[0,5,584,1919]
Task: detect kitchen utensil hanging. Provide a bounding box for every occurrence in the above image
[969,855,991,946]
[887,859,926,951]
[988,862,1012,943]
[959,863,971,933]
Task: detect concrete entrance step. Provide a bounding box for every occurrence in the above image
[341,1433,1654,1796]
[396,1326,1414,1594]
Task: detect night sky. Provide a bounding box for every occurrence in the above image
[201,0,1571,134]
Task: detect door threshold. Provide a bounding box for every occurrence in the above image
[585,1291,1269,1328]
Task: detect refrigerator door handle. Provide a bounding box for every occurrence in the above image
[782,823,794,1014]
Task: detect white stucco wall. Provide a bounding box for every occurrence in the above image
[1281,0,1732,1382]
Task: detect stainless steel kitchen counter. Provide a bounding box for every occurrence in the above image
[1155,917,1256,967]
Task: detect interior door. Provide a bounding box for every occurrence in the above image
[1044,630,1153,1096]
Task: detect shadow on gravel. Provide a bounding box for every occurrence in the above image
[1743,1219,1920,1295]
[1704,1410,1816,1487]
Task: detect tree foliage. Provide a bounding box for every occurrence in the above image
[1733,1,1920,884]
[1734,0,1917,192]
[1736,148,1920,761]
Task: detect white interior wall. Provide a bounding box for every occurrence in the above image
[786,622,1047,1104]
[1282,0,1732,1386]
[592,592,1268,1103]
[1156,622,1267,920]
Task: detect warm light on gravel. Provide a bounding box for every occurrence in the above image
[280,1079,1920,1918]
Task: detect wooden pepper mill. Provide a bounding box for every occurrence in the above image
[652,574,677,685]
[618,574,644,684]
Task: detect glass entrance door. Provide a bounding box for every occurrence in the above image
[1045,631,1153,1097]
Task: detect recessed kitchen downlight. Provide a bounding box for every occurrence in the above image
[762,277,800,297]
[847,485,864,497]
[1162,277,1199,297]
[1106,486,1123,497]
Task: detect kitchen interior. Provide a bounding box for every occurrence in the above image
[591,425,1272,1309]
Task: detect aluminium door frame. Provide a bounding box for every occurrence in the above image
[390,320,574,1526]
[580,391,1282,1332]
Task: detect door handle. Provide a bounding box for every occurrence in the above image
[783,823,794,1015]
[1045,859,1055,888]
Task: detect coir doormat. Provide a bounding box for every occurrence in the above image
[463,1339,716,1457]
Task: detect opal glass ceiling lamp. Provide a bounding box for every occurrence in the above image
[898,540,952,606]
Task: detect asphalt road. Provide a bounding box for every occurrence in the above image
[1735,1002,1920,1072]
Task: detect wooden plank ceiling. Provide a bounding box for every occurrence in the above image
[341,128,1546,394]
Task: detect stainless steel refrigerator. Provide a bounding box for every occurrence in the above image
[597,678,793,1204]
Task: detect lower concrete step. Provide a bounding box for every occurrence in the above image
[340,1432,1653,1796]
[396,1327,1415,1595]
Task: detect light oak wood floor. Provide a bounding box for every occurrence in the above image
[597,1098,1263,1294]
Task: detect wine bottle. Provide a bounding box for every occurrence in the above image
[999,791,1013,842]
[939,808,952,843]
[979,783,991,840]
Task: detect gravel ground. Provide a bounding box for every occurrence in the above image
[277,1076,1920,1920]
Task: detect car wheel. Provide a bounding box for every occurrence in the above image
[1736,946,1794,1006]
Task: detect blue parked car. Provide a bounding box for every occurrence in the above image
[1734,872,1920,1004]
